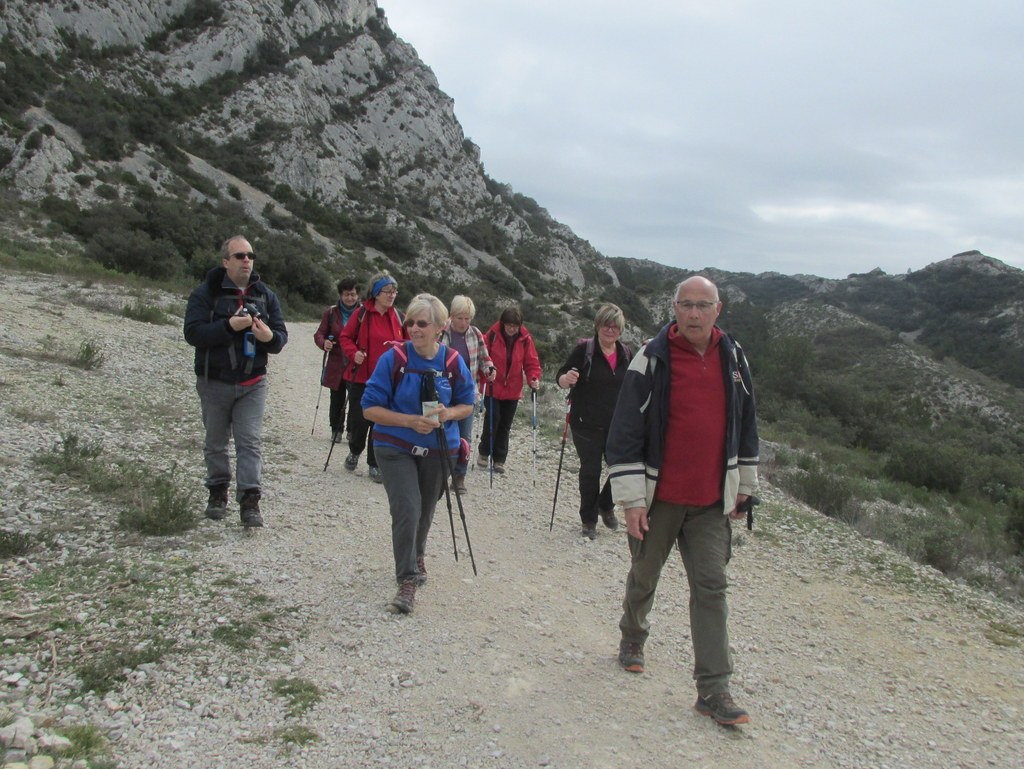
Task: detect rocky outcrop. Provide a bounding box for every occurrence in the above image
[0,0,615,303]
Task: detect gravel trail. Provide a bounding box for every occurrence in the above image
[1,272,1022,769]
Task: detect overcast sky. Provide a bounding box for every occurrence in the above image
[378,0,1024,279]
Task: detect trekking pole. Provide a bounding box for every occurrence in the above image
[530,388,538,488]
[437,422,477,575]
[549,386,573,532]
[311,343,330,435]
[487,385,495,489]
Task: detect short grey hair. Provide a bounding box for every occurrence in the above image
[449,294,476,319]
[220,235,248,260]
[593,303,625,333]
[405,293,448,328]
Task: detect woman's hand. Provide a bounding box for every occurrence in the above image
[558,368,579,389]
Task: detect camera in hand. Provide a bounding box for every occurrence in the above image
[240,302,263,320]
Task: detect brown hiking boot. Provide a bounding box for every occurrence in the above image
[694,692,750,725]
[452,475,466,494]
[239,490,263,528]
[415,556,427,586]
[618,639,645,673]
[600,509,619,530]
[205,484,229,520]
[388,581,416,614]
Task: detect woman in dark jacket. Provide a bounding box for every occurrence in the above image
[555,303,631,538]
[313,277,361,444]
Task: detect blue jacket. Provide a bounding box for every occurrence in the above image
[183,267,288,382]
[606,322,759,514]
[362,342,476,453]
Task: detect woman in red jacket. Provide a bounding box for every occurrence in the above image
[340,270,406,482]
[476,306,542,473]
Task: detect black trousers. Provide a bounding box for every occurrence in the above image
[571,422,613,524]
[477,398,519,463]
[328,382,350,434]
[346,382,378,468]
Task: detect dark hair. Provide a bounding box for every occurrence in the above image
[337,277,359,294]
[499,306,523,326]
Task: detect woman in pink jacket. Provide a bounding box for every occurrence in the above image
[476,306,542,474]
[339,270,407,482]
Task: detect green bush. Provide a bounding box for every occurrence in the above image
[884,440,966,494]
[85,228,186,280]
[117,468,197,536]
[782,466,857,521]
[122,299,172,325]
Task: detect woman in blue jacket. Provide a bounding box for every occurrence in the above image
[362,294,475,614]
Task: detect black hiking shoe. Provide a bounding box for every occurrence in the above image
[618,639,645,673]
[239,490,263,528]
[388,581,416,614]
[205,484,229,520]
[344,453,358,471]
[600,509,619,530]
[694,692,750,725]
[331,430,342,444]
[581,523,597,540]
[415,556,427,586]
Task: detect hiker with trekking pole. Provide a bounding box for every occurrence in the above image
[439,295,495,495]
[361,294,476,614]
[554,303,632,539]
[339,270,406,482]
[476,306,542,477]
[314,277,361,446]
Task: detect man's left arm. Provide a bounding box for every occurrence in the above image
[258,291,288,353]
[736,347,759,498]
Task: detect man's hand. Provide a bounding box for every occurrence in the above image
[728,494,750,521]
[228,312,253,332]
[625,506,649,540]
[250,317,273,343]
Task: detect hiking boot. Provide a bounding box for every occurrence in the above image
[493,462,505,474]
[415,556,427,586]
[600,509,619,530]
[344,453,358,471]
[581,523,597,540]
[368,466,382,483]
[388,580,416,614]
[476,454,489,469]
[204,484,229,520]
[618,639,645,673]
[331,430,342,444]
[239,490,263,528]
[694,692,750,725]
[452,475,466,494]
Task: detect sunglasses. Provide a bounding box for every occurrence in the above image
[230,252,255,261]
[404,319,432,329]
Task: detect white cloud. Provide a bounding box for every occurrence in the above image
[379,0,1024,278]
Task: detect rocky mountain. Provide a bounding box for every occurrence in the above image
[0,0,612,331]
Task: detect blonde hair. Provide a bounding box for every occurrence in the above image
[449,295,476,319]
[405,293,448,327]
[593,303,625,334]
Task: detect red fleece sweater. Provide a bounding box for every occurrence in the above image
[656,326,726,506]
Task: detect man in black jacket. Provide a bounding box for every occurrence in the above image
[183,235,288,527]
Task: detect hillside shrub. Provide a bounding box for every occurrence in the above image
[884,440,966,494]
[85,228,186,280]
[780,466,857,522]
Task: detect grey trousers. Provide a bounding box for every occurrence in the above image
[375,445,446,583]
[619,500,734,696]
[195,377,268,499]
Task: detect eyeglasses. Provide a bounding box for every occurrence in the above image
[404,319,432,329]
[674,300,718,313]
[379,288,398,296]
[230,252,255,261]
